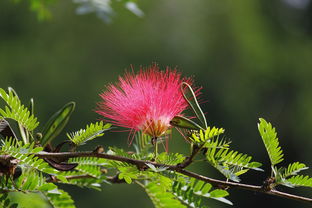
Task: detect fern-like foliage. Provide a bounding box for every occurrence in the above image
[0,88,39,131]
[173,178,232,207]
[190,127,225,145]
[14,169,58,194]
[145,181,186,208]
[118,166,140,184]
[45,189,76,208]
[285,175,312,188]
[56,169,104,190]
[203,136,231,151]
[68,157,107,166]
[72,148,146,184]
[273,162,312,188]
[67,121,111,146]
[213,149,262,171]
[281,162,308,179]
[258,118,284,166]
[0,193,18,208]
[1,138,58,175]
[156,152,185,166]
[75,165,102,178]
[205,137,262,182]
[1,87,311,208]
[68,157,107,178]
[15,169,45,192]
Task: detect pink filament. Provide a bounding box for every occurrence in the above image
[96,64,194,138]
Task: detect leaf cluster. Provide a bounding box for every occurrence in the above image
[145,180,186,208]
[258,118,312,188]
[0,89,39,132]
[67,121,111,146]
[0,86,311,208]
[189,127,263,182]
[1,138,57,175]
[173,178,232,207]
[0,193,18,208]
[0,87,112,208]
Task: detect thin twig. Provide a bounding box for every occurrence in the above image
[178,144,202,168]
[36,151,312,204]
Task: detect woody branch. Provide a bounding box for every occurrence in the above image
[36,151,312,204]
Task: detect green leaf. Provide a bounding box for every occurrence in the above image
[281,162,308,179]
[156,152,185,166]
[117,166,139,184]
[15,169,46,191]
[58,173,104,191]
[13,167,59,193]
[45,189,76,208]
[258,118,284,166]
[181,82,207,129]
[214,149,263,171]
[172,178,232,206]
[121,175,132,184]
[67,121,111,146]
[41,102,75,147]
[75,164,102,178]
[56,168,105,190]
[0,88,39,132]
[170,115,203,131]
[205,136,262,182]
[68,157,107,166]
[145,181,186,208]
[38,183,58,192]
[209,189,229,198]
[7,87,18,97]
[1,138,58,175]
[0,193,18,208]
[190,127,225,144]
[285,175,312,188]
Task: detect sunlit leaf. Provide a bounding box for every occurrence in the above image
[258,118,284,166]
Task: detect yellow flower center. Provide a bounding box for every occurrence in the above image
[141,119,169,138]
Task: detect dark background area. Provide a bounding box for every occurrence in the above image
[1,0,312,207]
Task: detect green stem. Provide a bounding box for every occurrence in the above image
[154,139,158,159]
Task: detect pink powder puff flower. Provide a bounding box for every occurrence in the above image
[96,64,196,138]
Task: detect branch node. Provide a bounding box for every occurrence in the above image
[262,177,276,192]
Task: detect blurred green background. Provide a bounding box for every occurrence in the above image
[1,0,312,207]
